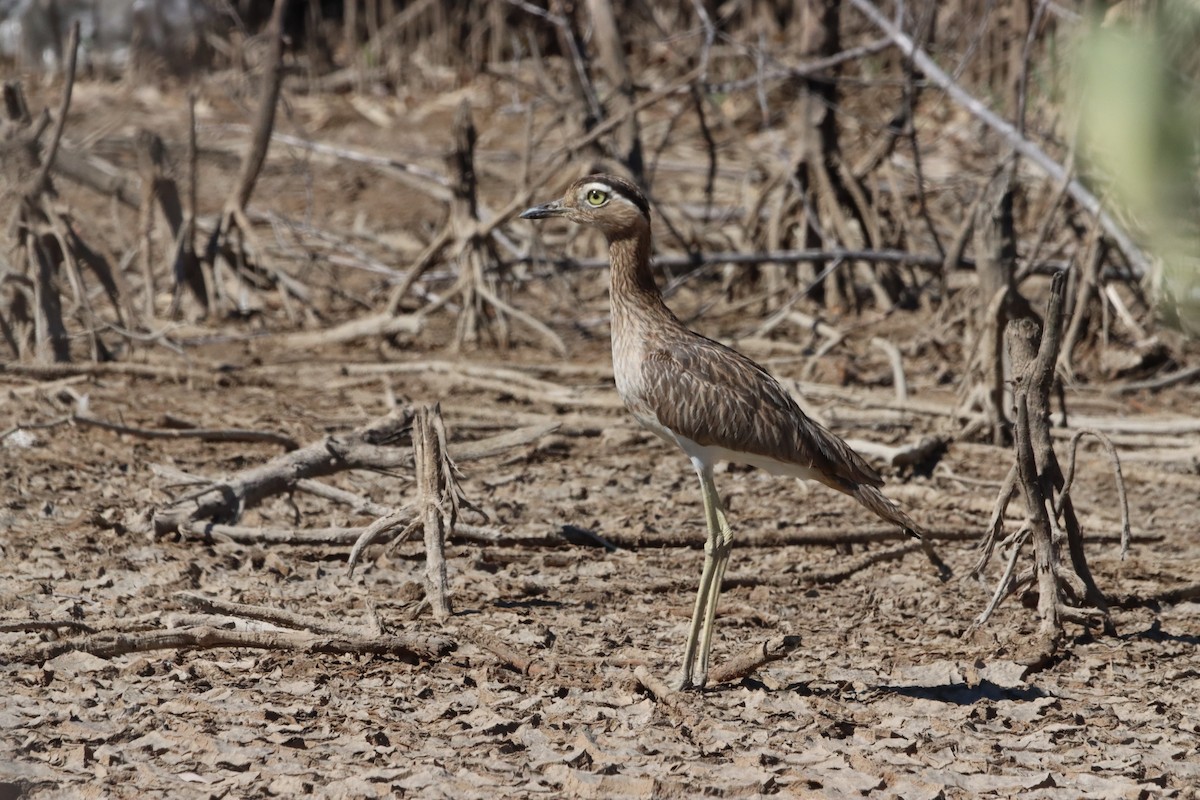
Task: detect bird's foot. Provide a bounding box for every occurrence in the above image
[673,671,707,692]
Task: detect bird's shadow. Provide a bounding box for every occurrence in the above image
[1124,618,1200,646]
[883,680,1048,704]
[775,678,1048,705]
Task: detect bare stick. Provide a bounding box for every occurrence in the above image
[1057,428,1132,558]
[707,635,803,685]
[870,336,909,403]
[415,406,454,620]
[9,625,454,665]
[965,526,1031,635]
[805,541,929,585]
[460,627,552,676]
[633,665,682,706]
[0,619,96,634]
[153,409,414,535]
[30,21,81,196]
[226,0,289,214]
[347,508,416,575]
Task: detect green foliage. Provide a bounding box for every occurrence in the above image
[1073,0,1200,337]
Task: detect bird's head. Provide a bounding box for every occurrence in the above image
[520,174,650,239]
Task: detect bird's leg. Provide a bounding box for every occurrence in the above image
[675,461,728,691]
[695,467,733,688]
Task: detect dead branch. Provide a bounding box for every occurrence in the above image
[0,619,97,634]
[460,626,553,677]
[870,336,908,403]
[803,541,931,585]
[29,22,80,196]
[842,435,949,473]
[174,521,505,548]
[707,635,803,685]
[274,311,423,349]
[346,507,417,574]
[153,408,415,535]
[152,409,555,536]
[632,665,684,708]
[8,625,454,666]
[4,25,126,364]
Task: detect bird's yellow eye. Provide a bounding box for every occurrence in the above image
[585,188,608,206]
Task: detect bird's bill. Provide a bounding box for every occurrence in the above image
[519,200,565,219]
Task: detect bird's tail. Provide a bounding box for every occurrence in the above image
[850,483,924,539]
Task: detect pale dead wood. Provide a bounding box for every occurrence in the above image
[153,410,555,535]
[1058,428,1132,557]
[870,336,908,403]
[804,541,931,585]
[154,408,415,536]
[1115,364,1200,394]
[577,526,981,551]
[273,311,423,349]
[174,521,504,548]
[345,507,416,577]
[202,0,301,314]
[707,635,803,685]
[842,435,949,472]
[8,625,454,665]
[296,479,394,517]
[632,665,683,707]
[0,360,214,381]
[29,22,80,197]
[585,0,644,181]
[415,406,456,620]
[460,626,553,677]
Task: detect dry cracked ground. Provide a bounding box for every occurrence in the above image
[2,80,1200,800]
[2,323,1199,799]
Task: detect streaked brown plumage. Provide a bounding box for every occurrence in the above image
[521,174,922,689]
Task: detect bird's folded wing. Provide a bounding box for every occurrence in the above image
[642,336,884,489]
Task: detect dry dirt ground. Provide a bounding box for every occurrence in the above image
[3,80,1200,799]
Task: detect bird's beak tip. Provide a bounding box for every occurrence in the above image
[520,201,563,220]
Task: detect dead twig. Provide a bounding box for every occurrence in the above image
[0,619,97,635]
[460,626,553,677]
[1058,428,1132,558]
[8,625,454,665]
[707,635,803,685]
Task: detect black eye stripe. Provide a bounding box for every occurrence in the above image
[575,175,651,219]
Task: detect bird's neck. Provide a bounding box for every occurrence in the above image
[606,229,678,328]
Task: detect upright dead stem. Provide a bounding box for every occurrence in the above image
[414,405,457,621]
[203,0,298,315]
[969,272,1120,664]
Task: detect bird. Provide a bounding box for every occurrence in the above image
[521,174,925,690]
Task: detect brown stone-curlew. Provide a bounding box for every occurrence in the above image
[521,174,925,690]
